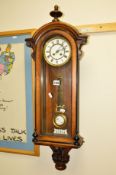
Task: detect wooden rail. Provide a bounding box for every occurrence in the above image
[0,29,36,36]
[77,22,116,33]
[0,23,116,36]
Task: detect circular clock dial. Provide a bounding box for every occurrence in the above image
[53,114,67,128]
[43,36,71,66]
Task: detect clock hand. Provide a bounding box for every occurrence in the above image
[56,46,63,53]
[53,47,64,55]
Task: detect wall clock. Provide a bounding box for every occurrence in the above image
[26,5,87,170]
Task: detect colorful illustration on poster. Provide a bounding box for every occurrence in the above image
[0,44,15,76]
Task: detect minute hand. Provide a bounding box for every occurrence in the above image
[55,47,64,54]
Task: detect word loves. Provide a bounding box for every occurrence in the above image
[0,127,26,143]
[2,135,23,142]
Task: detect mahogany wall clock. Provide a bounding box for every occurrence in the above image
[26,5,87,170]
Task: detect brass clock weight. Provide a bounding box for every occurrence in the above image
[26,5,87,170]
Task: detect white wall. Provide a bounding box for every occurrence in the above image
[0,0,116,175]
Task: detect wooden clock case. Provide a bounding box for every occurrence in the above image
[26,5,87,170]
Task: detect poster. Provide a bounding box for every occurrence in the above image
[0,30,39,156]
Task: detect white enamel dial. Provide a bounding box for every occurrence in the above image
[43,36,71,66]
[55,115,64,125]
[53,113,67,128]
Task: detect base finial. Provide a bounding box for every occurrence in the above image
[50,146,71,170]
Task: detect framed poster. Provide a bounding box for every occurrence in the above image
[0,29,39,156]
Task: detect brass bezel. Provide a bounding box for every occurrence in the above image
[43,36,71,67]
[53,113,67,128]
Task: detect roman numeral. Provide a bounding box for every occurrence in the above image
[46,50,50,53]
[47,55,50,58]
[65,50,69,53]
[64,55,67,58]
[56,40,59,44]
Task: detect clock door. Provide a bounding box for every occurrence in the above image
[41,56,72,137]
[36,30,78,145]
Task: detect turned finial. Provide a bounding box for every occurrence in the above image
[50,5,63,22]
